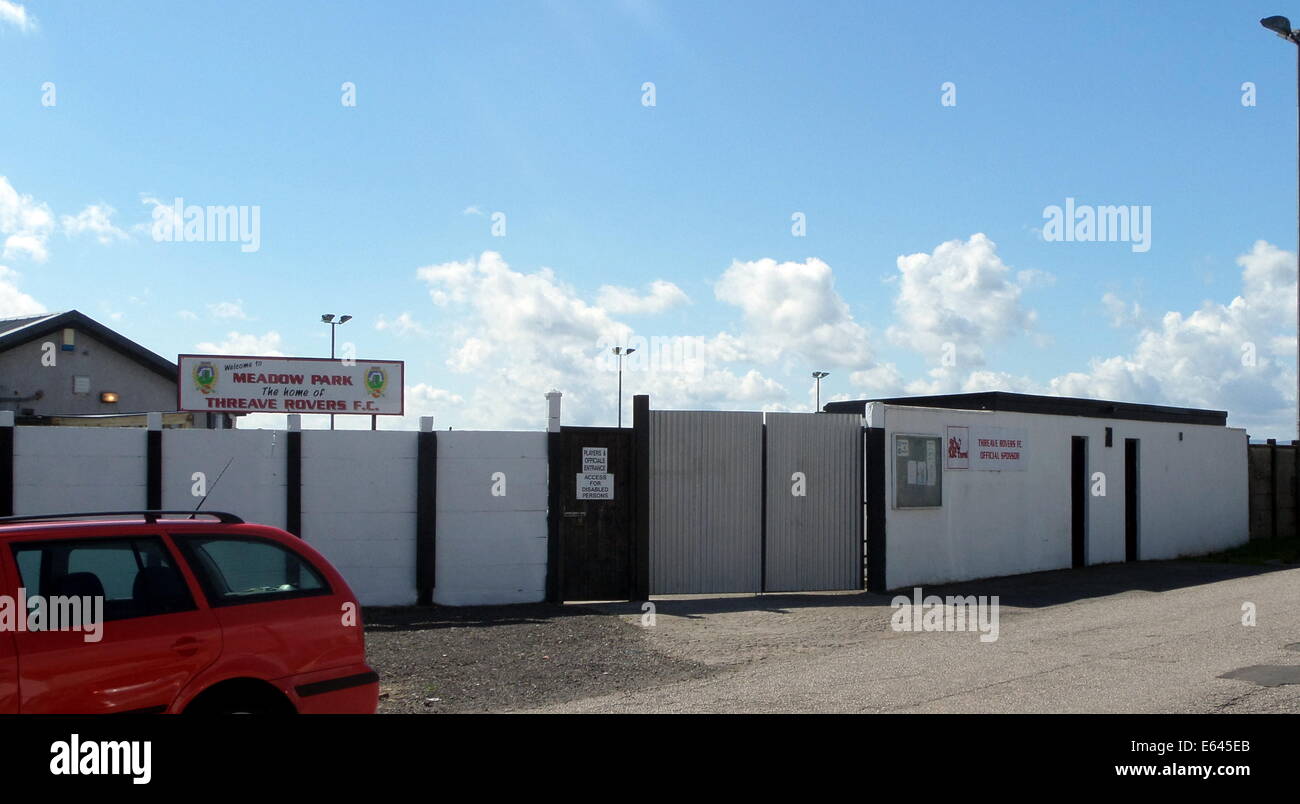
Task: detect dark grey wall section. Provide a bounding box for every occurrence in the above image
[763,412,862,592]
[146,429,162,509]
[416,430,437,605]
[0,420,12,517]
[633,394,650,601]
[865,427,886,592]
[286,430,302,537]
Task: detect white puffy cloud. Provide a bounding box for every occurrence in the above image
[195,331,285,356]
[415,251,789,427]
[848,363,907,396]
[0,176,53,262]
[0,1,35,33]
[61,204,128,244]
[714,257,873,367]
[596,280,689,315]
[138,195,178,237]
[1046,240,1295,434]
[886,233,1036,365]
[207,300,248,320]
[1102,292,1143,328]
[375,312,429,336]
[0,265,44,316]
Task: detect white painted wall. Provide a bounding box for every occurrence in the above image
[7,424,551,609]
[301,431,419,607]
[161,428,286,529]
[434,431,549,606]
[879,404,1248,589]
[13,426,147,513]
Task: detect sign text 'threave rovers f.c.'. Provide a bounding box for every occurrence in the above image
[177,354,405,415]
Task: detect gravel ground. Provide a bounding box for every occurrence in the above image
[363,602,714,713]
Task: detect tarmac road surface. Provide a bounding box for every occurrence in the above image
[530,561,1300,713]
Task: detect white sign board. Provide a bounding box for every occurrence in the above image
[576,473,614,500]
[970,426,1027,471]
[178,354,404,415]
[582,448,608,473]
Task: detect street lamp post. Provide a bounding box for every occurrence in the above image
[812,371,829,412]
[1261,15,1300,443]
[321,313,352,430]
[613,346,636,427]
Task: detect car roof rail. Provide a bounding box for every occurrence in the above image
[0,510,245,525]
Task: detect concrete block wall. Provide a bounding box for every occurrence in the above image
[301,431,419,607]
[434,431,548,606]
[160,428,287,530]
[13,426,147,513]
[4,422,550,608]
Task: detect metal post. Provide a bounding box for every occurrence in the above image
[617,353,624,428]
[329,324,336,431]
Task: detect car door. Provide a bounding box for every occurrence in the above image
[170,531,353,675]
[9,530,222,714]
[0,546,18,713]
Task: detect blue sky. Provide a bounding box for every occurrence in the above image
[1,0,1297,435]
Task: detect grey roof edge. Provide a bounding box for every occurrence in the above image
[823,391,1228,427]
[0,310,177,382]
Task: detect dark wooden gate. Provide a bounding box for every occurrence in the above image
[548,426,635,601]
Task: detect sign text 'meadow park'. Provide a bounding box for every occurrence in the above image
[177,355,405,415]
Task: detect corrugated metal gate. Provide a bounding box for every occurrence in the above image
[647,409,862,595]
[648,411,763,594]
[763,412,863,592]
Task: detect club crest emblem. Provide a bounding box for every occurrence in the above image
[193,361,218,394]
[365,366,387,398]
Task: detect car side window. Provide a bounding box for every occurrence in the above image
[173,534,329,607]
[9,536,196,623]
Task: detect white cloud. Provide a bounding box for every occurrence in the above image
[1101,292,1142,328]
[0,265,44,316]
[848,363,907,396]
[375,312,428,336]
[1045,240,1295,434]
[0,176,54,262]
[61,204,128,244]
[195,331,285,356]
[1,234,47,262]
[886,233,1036,365]
[462,205,484,216]
[0,1,35,33]
[596,280,689,315]
[415,251,789,427]
[207,300,248,319]
[714,257,873,368]
[136,195,179,237]
[178,310,199,320]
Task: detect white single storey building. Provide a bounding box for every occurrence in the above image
[824,392,1248,591]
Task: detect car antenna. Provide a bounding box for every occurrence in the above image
[191,457,236,518]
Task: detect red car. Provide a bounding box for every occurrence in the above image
[0,511,378,714]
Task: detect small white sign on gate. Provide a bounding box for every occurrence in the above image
[576,473,614,500]
[582,447,608,473]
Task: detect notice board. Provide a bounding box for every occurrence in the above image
[894,433,942,508]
